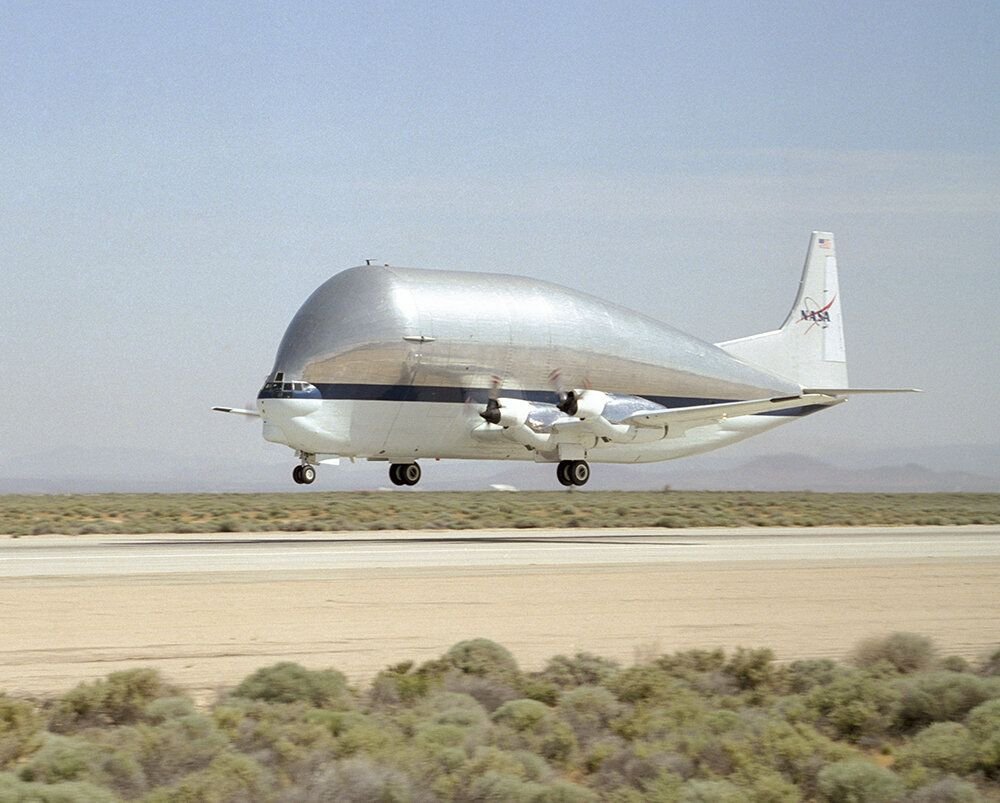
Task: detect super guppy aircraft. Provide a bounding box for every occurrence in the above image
[215,232,914,486]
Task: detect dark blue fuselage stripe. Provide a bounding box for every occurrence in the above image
[258,383,826,418]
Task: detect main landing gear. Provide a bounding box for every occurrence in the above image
[556,459,590,487]
[292,464,316,485]
[389,462,422,486]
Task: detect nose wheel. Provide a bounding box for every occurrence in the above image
[389,462,421,486]
[292,464,316,485]
[557,460,590,487]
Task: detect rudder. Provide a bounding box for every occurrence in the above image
[717,231,848,388]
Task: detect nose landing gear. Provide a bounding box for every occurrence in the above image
[389,462,422,486]
[556,460,590,487]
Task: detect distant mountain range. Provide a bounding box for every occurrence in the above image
[0,446,996,494]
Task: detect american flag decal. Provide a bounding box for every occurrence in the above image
[818,238,831,249]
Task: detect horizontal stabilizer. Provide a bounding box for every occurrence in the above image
[212,406,261,417]
[622,394,841,429]
[802,387,922,395]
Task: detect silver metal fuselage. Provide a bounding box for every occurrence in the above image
[258,265,809,464]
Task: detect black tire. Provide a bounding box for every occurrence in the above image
[556,460,573,486]
[389,464,406,486]
[569,460,590,486]
[300,464,316,484]
[402,463,421,486]
[292,465,304,484]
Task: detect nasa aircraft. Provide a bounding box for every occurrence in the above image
[215,232,914,487]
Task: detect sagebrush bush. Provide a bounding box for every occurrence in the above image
[231,662,348,708]
[817,759,904,803]
[49,668,174,732]
[0,694,42,768]
[894,671,1000,731]
[852,632,936,674]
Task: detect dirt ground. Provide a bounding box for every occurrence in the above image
[1,556,997,701]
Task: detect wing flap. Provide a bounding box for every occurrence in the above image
[622,394,839,429]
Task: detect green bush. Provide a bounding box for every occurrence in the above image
[679,778,745,803]
[966,698,1000,775]
[895,722,976,778]
[908,776,983,802]
[724,647,776,692]
[0,695,42,768]
[539,653,621,689]
[445,639,521,683]
[0,772,119,803]
[231,662,349,708]
[817,759,904,803]
[556,686,622,744]
[17,735,102,785]
[806,670,901,742]
[143,751,271,802]
[852,633,936,674]
[894,672,999,731]
[50,668,174,732]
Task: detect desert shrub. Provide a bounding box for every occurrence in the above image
[678,778,744,802]
[654,647,727,679]
[445,639,521,684]
[491,699,577,764]
[852,633,936,674]
[907,776,982,802]
[780,659,842,694]
[49,668,174,732]
[280,756,413,802]
[0,773,118,802]
[213,700,337,782]
[444,672,519,713]
[966,698,1000,775]
[556,686,623,744]
[895,722,976,779]
[724,647,776,692]
[369,661,441,706]
[979,646,1000,677]
[806,669,901,742]
[106,713,229,791]
[231,662,349,708]
[937,656,971,673]
[0,694,43,768]
[143,695,198,723]
[539,652,621,689]
[894,672,999,732]
[17,735,102,785]
[816,759,904,803]
[144,751,271,803]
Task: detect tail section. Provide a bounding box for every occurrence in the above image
[717,231,848,389]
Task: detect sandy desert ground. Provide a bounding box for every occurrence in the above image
[0,527,997,700]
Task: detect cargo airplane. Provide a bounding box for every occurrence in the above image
[215,232,915,486]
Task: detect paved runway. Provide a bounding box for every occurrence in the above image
[0,526,997,699]
[3,526,999,577]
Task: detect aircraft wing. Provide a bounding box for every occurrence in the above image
[802,387,921,394]
[622,394,839,429]
[212,406,261,417]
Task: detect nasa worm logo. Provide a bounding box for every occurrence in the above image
[798,296,836,332]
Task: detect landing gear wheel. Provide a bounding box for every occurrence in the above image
[401,463,421,486]
[569,460,590,487]
[556,460,574,487]
[292,465,304,484]
[299,464,316,485]
[388,464,406,486]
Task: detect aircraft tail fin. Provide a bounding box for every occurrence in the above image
[717,231,848,389]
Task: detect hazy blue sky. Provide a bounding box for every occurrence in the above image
[2,1,998,485]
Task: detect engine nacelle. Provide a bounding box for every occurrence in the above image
[569,390,609,420]
[481,397,532,428]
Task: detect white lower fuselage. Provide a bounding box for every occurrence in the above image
[260,397,807,464]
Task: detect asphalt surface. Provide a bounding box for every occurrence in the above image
[3,525,999,577]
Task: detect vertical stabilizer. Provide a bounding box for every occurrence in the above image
[717,232,848,388]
